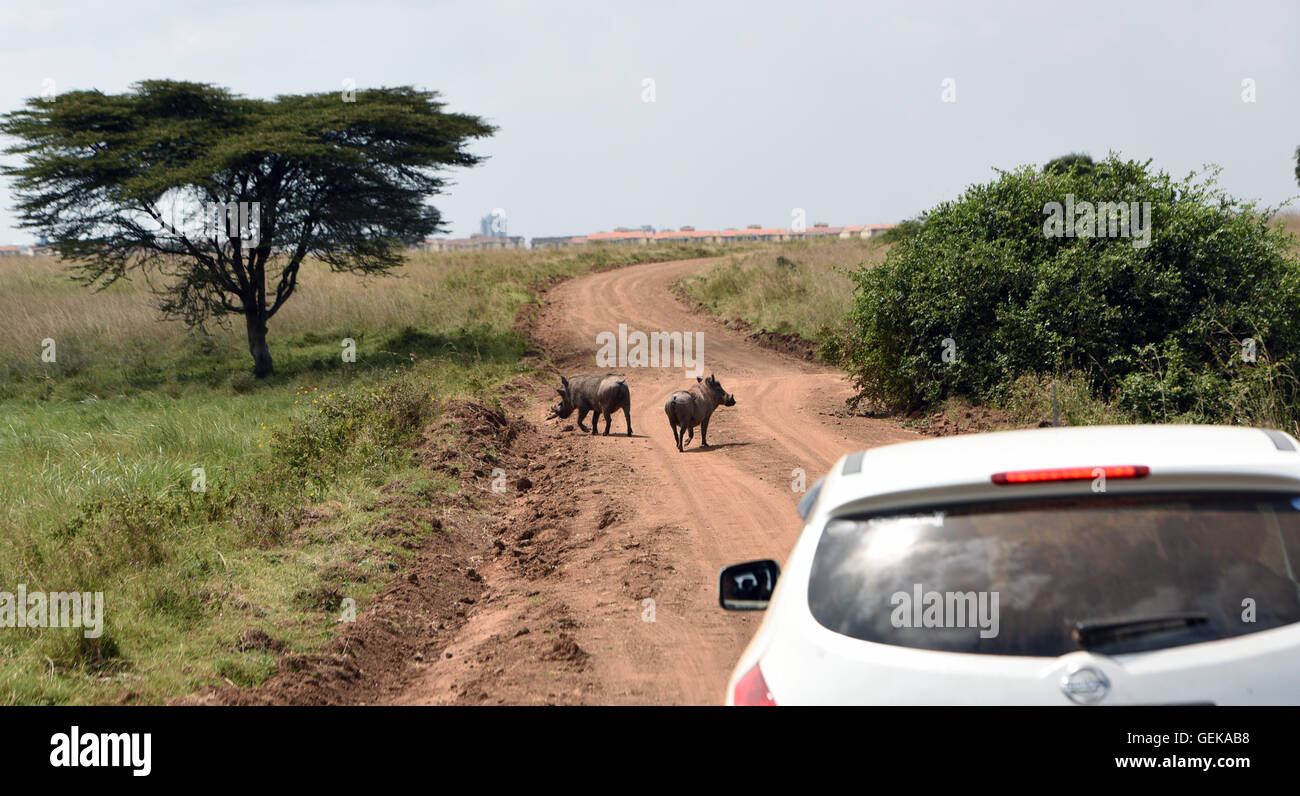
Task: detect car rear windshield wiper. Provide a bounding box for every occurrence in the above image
[1073,612,1210,648]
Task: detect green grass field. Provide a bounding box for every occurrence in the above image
[0,240,733,704]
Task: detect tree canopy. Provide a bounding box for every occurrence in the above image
[1,80,495,376]
[1044,151,1095,177]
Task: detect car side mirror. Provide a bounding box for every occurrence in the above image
[719,559,780,610]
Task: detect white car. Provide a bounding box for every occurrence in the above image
[720,424,1300,705]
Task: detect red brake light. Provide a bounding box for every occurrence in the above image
[991,465,1150,485]
[732,663,777,706]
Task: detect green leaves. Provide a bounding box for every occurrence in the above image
[844,154,1300,424]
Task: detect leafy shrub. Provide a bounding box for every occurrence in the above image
[876,218,924,244]
[843,155,1300,429]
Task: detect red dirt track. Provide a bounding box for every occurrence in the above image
[389,257,915,705]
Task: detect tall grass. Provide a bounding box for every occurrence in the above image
[1,243,730,401]
[0,241,730,704]
[677,237,890,355]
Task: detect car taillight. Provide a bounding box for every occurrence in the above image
[732,662,777,706]
[991,465,1149,485]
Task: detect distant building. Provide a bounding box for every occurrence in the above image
[587,229,652,245]
[520,221,899,249]
[479,212,508,238]
[419,233,524,252]
[532,235,587,249]
[0,243,59,256]
[410,220,899,252]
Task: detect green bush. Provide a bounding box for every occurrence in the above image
[843,155,1300,429]
[876,218,924,244]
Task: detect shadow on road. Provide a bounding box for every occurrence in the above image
[570,431,650,439]
[680,441,751,453]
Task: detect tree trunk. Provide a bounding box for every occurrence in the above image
[245,310,274,378]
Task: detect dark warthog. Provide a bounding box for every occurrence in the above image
[664,373,736,452]
[548,373,633,436]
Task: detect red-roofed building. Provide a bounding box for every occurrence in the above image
[587,229,653,244]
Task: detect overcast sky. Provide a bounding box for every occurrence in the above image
[1,0,1297,243]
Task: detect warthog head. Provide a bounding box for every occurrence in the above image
[547,376,575,420]
[699,374,736,407]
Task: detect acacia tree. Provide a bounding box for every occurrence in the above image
[1,80,494,377]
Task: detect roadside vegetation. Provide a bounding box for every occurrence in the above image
[844,156,1300,432]
[676,237,888,357]
[0,240,731,704]
[680,158,1300,434]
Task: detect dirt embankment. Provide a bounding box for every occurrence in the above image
[177,398,530,705]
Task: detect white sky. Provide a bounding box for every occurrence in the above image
[0,0,1297,243]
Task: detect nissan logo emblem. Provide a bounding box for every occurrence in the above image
[1060,664,1110,705]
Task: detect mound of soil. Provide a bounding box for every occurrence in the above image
[903,402,1028,437]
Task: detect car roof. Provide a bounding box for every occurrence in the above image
[818,425,1300,517]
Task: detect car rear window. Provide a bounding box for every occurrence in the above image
[807,492,1300,656]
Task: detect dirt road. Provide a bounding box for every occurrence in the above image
[390,257,915,705]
